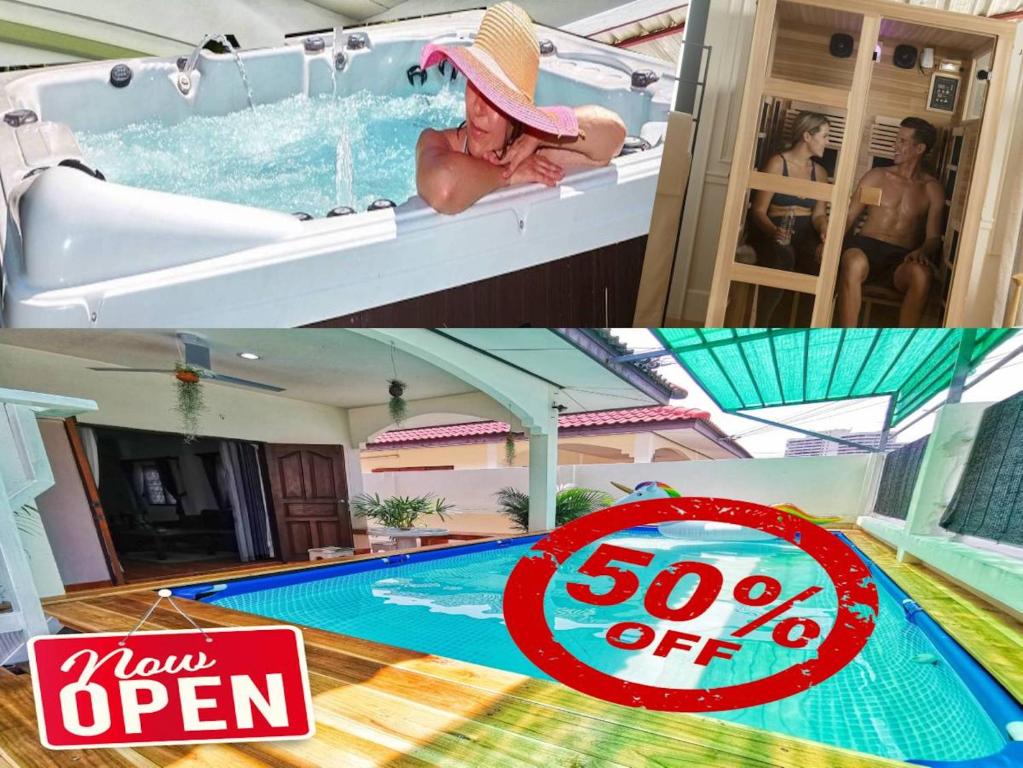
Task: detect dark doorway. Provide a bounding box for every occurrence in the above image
[88,426,278,582]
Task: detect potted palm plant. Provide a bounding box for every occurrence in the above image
[495,486,613,531]
[350,493,452,530]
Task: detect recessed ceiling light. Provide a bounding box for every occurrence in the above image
[238,352,261,360]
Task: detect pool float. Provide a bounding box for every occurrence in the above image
[771,502,842,525]
[610,481,773,542]
[610,483,842,541]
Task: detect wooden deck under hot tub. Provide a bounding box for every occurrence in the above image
[1,530,1020,767]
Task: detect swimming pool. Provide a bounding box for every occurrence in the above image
[0,12,675,327]
[173,529,1022,766]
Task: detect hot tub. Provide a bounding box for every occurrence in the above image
[0,12,677,328]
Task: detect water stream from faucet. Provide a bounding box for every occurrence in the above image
[335,119,354,208]
[182,34,255,110]
[330,27,343,98]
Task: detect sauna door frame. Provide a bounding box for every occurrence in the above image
[705,0,1018,328]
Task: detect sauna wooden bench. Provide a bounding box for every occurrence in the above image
[1,529,1016,767]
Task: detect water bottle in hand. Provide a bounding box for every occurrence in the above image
[776,209,796,246]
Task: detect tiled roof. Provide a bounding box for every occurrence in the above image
[559,405,710,427]
[586,328,686,398]
[368,406,711,447]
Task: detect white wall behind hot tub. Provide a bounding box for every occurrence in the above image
[363,453,883,533]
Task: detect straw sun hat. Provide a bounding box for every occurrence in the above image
[419,2,580,138]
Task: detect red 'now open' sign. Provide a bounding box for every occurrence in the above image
[28,626,315,749]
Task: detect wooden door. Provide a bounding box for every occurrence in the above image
[64,418,124,585]
[264,444,352,561]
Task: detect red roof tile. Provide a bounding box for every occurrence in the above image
[368,406,711,447]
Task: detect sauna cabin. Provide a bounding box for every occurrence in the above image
[705,0,1020,328]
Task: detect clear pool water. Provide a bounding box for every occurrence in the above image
[76,87,465,216]
[212,531,1006,763]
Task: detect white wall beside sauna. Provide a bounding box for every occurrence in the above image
[667,0,758,325]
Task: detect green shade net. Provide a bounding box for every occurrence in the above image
[654,329,1016,426]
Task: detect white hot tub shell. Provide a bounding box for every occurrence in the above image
[0,12,677,327]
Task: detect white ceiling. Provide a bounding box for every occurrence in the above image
[0,330,474,409]
[7,0,1018,67]
[0,329,664,414]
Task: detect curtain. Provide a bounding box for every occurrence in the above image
[198,452,226,510]
[131,463,146,503]
[219,442,274,561]
[154,458,181,508]
[941,390,1023,545]
[119,461,148,528]
[78,426,99,488]
[873,435,929,520]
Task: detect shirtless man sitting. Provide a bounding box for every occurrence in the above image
[838,117,944,327]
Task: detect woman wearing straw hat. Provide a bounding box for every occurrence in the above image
[416,2,627,215]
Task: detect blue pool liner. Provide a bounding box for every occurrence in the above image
[172,527,1021,766]
[836,534,1023,768]
[171,525,666,602]
[171,533,547,602]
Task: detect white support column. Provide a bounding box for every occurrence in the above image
[897,401,989,561]
[341,439,370,553]
[528,407,559,532]
[484,442,500,469]
[0,389,97,658]
[632,433,655,464]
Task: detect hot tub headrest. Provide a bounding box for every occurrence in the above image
[18,167,303,290]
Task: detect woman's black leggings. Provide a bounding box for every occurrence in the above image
[751,215,820,326]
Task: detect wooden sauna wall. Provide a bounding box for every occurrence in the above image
[769,21,972,182]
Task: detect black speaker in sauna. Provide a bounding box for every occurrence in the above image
[830,33,854,58]
[894,44,919,69]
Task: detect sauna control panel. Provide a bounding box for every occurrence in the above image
[928,73,960,113]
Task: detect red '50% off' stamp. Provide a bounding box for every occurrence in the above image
[503,497,879,712]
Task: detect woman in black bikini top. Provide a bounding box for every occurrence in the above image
[748,112,832,324]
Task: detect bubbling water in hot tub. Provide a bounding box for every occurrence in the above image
[75,85,465,216]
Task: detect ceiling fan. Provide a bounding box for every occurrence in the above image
[88,333,285,392]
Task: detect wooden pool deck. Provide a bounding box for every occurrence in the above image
[1,529,1019,768]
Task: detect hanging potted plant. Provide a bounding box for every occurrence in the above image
[174,362,205,442]
[388,379,407,426]
[504,432,517,466]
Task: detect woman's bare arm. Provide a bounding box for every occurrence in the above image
[416,128,564,215]
[537,105,627,167]
[812,162,829,238]
[416,129,507,215]
[750,154,785,238]
[492,106,627,175]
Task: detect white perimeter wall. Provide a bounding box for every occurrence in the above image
[363,453,881,534]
